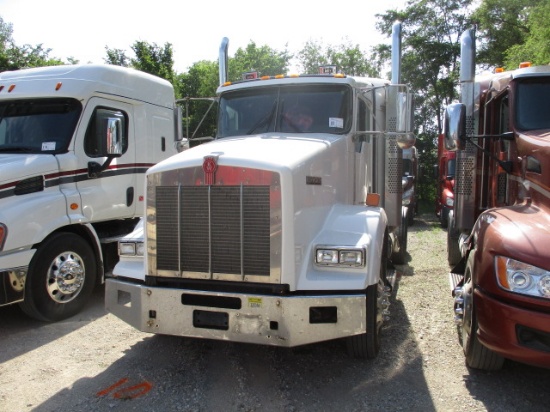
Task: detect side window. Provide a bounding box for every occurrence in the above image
[84,107,128,157]
[498,95,510,134]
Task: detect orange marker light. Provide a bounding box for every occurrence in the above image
[70,203,79,210]
[519,62,531,68]
[8,84,15,92]
[55,82,62,91]
[366,193,380,207]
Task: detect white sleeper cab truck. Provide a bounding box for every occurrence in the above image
[106,22,415,358]
[0,64,185,321]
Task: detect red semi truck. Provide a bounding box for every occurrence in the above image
[445,29,550,370]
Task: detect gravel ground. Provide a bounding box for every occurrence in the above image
[1,212,550,411]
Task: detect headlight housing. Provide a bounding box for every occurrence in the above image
[495,255,550,299]
[315,246,365,268]
[119,241,145,257]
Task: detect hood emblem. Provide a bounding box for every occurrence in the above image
[203,155,219,185]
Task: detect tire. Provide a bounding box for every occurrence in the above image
[391,212,408,265]
[407,204,415,226]
[346,234,388,359]
[346,283,383,359]
[447,213,461,267]
[440,206,449,228]
[458,253,504,371]
[19,233,97,322]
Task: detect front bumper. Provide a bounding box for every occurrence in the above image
[105,278,367,347]
[0,248,35,306]
[476,288,550,368]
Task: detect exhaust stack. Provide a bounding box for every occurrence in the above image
[219,37,229,86]
[391,21,402,85]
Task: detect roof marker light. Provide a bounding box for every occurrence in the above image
[519,62,531,68]
[495,67,504,73]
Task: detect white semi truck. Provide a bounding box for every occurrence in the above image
[0,64,186,321]
[105,22,415,358]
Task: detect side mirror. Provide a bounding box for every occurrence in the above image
[106,117,123,156]
[444,103,467,151]
[389,85,416,149]
[88,109,124,178]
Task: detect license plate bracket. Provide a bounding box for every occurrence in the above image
[193,310,229,330]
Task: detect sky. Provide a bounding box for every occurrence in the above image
[0,0,408,74]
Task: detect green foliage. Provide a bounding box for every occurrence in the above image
[297,40,379,76]
[375,0,474,205]
[503,0,550,68]
[228,42,291,81]
[472,0,542,68]
[104,47,130,67]
[0,16,64,71]
[131,41,175,83]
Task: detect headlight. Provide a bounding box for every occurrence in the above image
[119,241,144,257]
[445,197,454,207]
[495,256,550,299]
[315,246,365,268]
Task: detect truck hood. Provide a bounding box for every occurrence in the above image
[149,134,341,175]
[479,204,550,270]
[0,154,59,186]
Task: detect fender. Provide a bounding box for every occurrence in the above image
[297,204,387,291]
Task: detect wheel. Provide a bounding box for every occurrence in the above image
[457,253,504,371]
[407,204,414,226]
[391,212,408,265]
[346,282,383,359]
[447,213,461,266]
[346,233,388,359]
[440,206,449,228]
[19,233,97,322]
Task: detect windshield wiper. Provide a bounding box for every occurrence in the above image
[246,101,277,135]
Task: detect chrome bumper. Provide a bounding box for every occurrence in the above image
[105,279,367,347]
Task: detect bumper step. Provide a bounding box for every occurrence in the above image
[449,272,464,293]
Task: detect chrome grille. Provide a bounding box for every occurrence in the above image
[156,185,271,277]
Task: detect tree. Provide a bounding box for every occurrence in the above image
[472,0,543,68]
[375,0,474,206]
[0,16,64,71]
[131,41,176,83]
[503,0,550,68]
[104,47,130,67]
[297,39,379,77]
[228,41,291,81]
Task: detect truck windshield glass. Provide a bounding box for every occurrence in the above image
[0,98,81,154]
[217,84,351,137]
[515,80,550,131]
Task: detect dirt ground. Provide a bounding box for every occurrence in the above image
[1,212,550,412]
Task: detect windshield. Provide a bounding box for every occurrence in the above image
[217,84,352,137]
[515,80,550,131]
[0,98,81,154]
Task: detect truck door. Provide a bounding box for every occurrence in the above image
[74,97,136,222]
